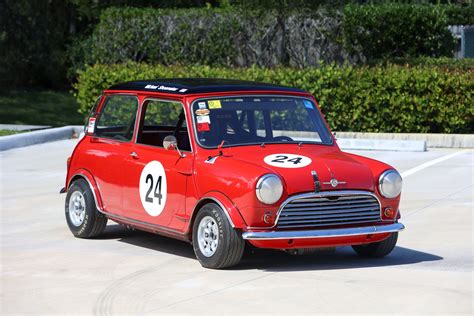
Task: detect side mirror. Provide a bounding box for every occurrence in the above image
[163,135,185,157]
[163,135,177,150]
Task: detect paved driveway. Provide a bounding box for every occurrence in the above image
[1,140,472,314]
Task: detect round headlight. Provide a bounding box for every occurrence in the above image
[379,170,402,198]
[256,174,283,205]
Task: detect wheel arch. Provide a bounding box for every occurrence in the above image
[187,192,247,238]
[67,170,104,212]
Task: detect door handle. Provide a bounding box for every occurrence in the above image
[130,151,139,159]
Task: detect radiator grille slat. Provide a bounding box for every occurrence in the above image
[276,193,381,229]
[284,203,379,212]
[290,196,371,203]
[277,219,381,229]
[282,206,379,216]
[278,210,380,221]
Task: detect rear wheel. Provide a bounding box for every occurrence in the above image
[192,203,244,269]
[352,232,398,258]
[65,179,107,238]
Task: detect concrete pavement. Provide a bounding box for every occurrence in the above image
[0,139,472,315]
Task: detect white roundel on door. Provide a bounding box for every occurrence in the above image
[139,161,168,216]
[264,154,312,168]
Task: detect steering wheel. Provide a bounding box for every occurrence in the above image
[273,136,294,142]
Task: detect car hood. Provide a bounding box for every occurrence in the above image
[222,144,375,195]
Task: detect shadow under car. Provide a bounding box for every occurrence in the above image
[97,224,442,271]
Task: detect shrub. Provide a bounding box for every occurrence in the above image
[86,4,462,69]
[74,62,473,133]
[443,4,474,26]
[343,4,456,61]
[88,7,357,68]
[380,57,474,70]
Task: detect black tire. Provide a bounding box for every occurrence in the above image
[352,232,398,258]
[192,203,244,269]
[65,179,107,238]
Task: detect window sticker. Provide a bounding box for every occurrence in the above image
[303,100,314,109]
[197,122,211,132]
[195,109,210,116]
[139,161,168,217]
[208,100,222,109]
[87,117,96,134]
[264,154,312,168]
[198,102,207,109]
[197,115,211,124]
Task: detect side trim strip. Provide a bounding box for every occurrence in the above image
[102,211,188,240]
[242,222,405,240]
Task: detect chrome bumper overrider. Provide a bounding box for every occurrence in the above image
[242,223,405,240]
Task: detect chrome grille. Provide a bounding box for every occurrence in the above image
[276,193,381,229]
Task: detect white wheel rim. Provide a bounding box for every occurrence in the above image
[197,216,219,257]
[69,191,86,227]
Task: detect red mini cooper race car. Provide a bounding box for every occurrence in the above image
[62,79,404,269]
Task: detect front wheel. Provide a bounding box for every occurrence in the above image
[352,232,398,258]
[65,179,107,238]
[192,203,244,269]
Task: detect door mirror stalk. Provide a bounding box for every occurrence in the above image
[163,135,186,158]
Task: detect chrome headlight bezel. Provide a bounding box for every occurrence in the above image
[378,170,403,199]
[256,174,283,205]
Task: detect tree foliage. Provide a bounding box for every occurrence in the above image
[343,3,456,61]
[1,1,471,88]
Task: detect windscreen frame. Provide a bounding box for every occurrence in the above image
[189,94,335,150]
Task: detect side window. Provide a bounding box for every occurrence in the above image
[95,95,138,141]
[137,100,191,151]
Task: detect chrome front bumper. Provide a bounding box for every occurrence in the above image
[242,222,405,240]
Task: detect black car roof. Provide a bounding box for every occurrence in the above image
[107,78,306,95]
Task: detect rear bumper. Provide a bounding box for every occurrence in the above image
[242,222,404,240]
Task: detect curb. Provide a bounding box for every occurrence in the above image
[335,132,474,149]
[0,126,83,152]
[337,138,426,152]
[0,124,51,131]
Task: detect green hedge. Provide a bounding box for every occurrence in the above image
[74,62,473,133]
[343,4,455,61]
[371,57,474,70]
[88,7,351,68]
[84,4,462,69]
[444,4,474,26]
[91,8,243,66]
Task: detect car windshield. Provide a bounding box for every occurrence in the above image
[192,96,333,148]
